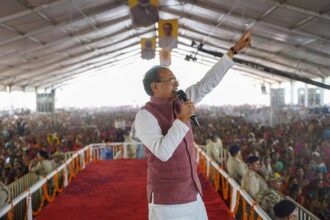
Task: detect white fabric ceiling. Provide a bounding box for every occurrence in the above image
[0,0,329,91]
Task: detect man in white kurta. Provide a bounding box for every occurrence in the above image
[205,135,223,164]
[135,31,253,220]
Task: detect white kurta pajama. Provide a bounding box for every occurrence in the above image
[135,55,234,220]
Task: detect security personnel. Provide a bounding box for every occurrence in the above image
[241,155,268,200]
[273,199,298,220]
[227,145,247,183]
[257,175,284,218]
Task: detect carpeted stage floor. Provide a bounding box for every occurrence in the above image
[36,160,234,220]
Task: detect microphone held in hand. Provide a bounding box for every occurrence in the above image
[177,90,200,127]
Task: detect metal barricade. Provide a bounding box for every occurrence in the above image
[7,173,40,219]
[0,142,144,220]
[1,142,319,220]
[285,196,320,220]
[195,144,320,220]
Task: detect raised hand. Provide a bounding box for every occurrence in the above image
[233,29,254,52]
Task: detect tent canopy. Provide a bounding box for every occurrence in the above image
[0,0,329,92]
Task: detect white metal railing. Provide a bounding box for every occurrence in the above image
[52,142,321,220]
[285,196,320,220]
[0,142,144,220]
[7,173,40,201]
[195,145,272,220]
[6,173,40,220]
[0,142,319,220]
[195,144,320,220]
[0,146,92,220]
[89,142,145,160]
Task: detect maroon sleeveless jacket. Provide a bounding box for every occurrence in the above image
[143,96,202,204]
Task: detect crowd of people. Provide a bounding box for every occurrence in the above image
[0,107,136,207]
[0,106,329,219]
[195,106,329,219]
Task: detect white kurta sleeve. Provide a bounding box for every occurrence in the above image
[135,109,189,161]
[185,54,234,104]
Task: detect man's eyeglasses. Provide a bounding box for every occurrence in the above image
[155,78,178,84]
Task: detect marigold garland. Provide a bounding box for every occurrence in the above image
[221,174,229,200]
[199,156,206,174]
[7,206,14,220]
[32,187,46,216]
[8,146,251,220]
[32,172,66,217]
[84,150,90,164]
[242,199,248,220]
[43,180,56,202]
[54,173,64,193]
[68,161,75,184]
[249,202,256,220]
[214,171,220,192]
[19,151,92,219]
[76,156,82,172]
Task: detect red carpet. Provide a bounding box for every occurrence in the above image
[36,160,233,220]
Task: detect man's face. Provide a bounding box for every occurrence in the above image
[37,153,44,160]
[14,161,22,169]
[163,23,173,36]
[270,180,282,190]
[289,208,298,220]
[249,161,260,172]
[152,68,179,100]
[54,156,62,162]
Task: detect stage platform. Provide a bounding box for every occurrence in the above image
[36,159,234,220]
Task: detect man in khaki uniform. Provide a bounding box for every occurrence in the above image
[241,155,268,200]
[257,176,284,219]
[227,145,247,183]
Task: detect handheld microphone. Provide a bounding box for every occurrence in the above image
[177,90,200,127]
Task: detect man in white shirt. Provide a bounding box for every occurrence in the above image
[29,150,54,176]
[135,30,252,220]
[205,134,223,164]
